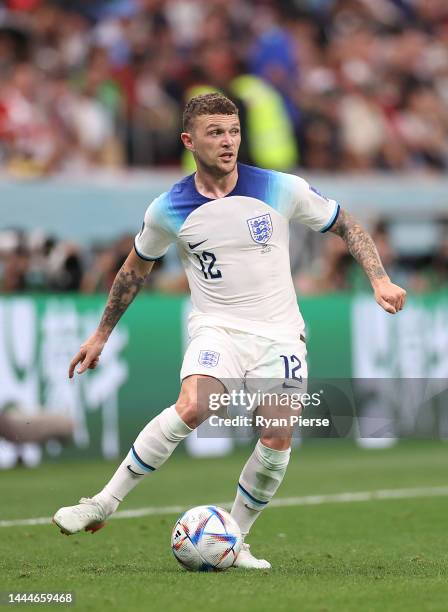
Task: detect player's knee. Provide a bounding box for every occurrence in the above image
[176,375,221,428]
[175,393,210,429]
[259,435,292,451]
[175,396,198,429]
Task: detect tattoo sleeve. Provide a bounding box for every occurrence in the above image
[97,265,148,337]
[329,209,387,283]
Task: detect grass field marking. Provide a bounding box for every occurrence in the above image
[2,485,448,529]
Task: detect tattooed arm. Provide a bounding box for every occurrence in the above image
[69,249,154,378]
[329,209,406,314]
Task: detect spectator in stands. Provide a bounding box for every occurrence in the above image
[0,62,61,176]
[294,233,353,294]
[81,235,133,293]
[1,0,447,175]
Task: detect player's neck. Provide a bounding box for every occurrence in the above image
[194,164,238,200]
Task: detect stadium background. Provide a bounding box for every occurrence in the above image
[0,2,447,610]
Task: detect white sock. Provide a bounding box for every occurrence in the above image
[231,440,291,537]
[93,406,192,515]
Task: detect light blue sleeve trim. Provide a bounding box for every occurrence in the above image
[151,192,177,235]
[320,203,340,233]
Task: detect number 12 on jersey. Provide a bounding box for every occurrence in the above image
[195,251,222,279]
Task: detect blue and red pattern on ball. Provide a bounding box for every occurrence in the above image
[171,507,242,571]
[190,515,211,545]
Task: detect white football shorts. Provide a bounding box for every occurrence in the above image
[180,325,308,397]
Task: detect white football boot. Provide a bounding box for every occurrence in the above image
[233,543,271,569]
[53,497,108,535]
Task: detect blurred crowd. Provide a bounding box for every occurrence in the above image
[0,0,448,176]
[1,223,446,294]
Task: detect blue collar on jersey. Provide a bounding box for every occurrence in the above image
[172,163,272,203]
[166,163,274,229]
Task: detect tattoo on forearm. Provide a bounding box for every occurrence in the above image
[98,266,147,335]
[330,209,387,282]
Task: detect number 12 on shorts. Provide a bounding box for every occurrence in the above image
[280,354,302,382]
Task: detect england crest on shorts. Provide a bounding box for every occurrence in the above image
[247,214,273,245]
[198,350,220,368]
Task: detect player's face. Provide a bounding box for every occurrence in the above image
[182,114,241,176]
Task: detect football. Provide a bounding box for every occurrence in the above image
[171,505,242,571]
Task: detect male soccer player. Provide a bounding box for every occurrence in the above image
[53,93,406,569]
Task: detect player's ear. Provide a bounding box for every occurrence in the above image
[181,132,195,152]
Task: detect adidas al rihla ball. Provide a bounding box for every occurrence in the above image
[171,505,242,571]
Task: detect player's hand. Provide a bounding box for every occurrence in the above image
[372,278,406,314]
[68,332,107,378]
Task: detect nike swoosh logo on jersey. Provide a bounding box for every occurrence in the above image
[188,239,208,250]
[127,465,144,476]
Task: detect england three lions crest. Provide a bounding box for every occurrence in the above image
[247,214,273,245]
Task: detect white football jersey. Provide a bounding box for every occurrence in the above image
[134,163,340,341]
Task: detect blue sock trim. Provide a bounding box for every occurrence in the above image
[131,446,155,472]
[238,482,269,508]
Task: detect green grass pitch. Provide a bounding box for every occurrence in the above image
[1,440,447,611]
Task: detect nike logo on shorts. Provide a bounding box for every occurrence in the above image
[188,239,207,250]
[282,382,302,390]
[127,465,144,476]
